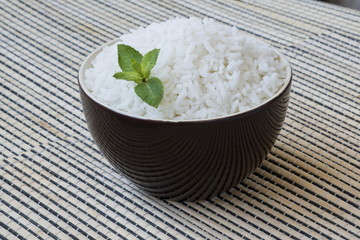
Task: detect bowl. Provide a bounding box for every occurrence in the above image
[78,38,292,201]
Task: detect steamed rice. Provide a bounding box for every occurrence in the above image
[84,17,288,120]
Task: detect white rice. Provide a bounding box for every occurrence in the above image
[84,17,288,120]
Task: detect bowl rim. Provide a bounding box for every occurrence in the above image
[78,37,292,124]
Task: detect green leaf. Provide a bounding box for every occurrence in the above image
[113,72,143,84]
[117,44,143,72]
[115,45,164,107]
[131,59,143,76]
[134,77,163,108]
[141,49,160,79]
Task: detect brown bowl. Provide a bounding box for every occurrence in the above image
[78,39,292,201]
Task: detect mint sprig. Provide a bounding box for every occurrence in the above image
[113,44,163,108]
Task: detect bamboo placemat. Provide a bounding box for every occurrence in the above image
[1,0,359,239]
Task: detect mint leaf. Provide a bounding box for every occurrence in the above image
[117,44,143,72]
[131,59,143,76]
[113,72,143,84]
[114,44,164,108]
[141,49,160,79]
[134,77,163,108]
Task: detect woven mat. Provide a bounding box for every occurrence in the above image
[1,0,359,239]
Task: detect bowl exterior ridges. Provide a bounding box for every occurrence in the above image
[79,81,291,201]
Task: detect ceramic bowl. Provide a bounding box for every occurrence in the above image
[78,39,292,201]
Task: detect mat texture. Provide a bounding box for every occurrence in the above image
[1,0,359,239]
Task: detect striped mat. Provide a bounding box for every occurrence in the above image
[1,0,359,239]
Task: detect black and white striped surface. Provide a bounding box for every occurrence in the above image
[1,0,359,239]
